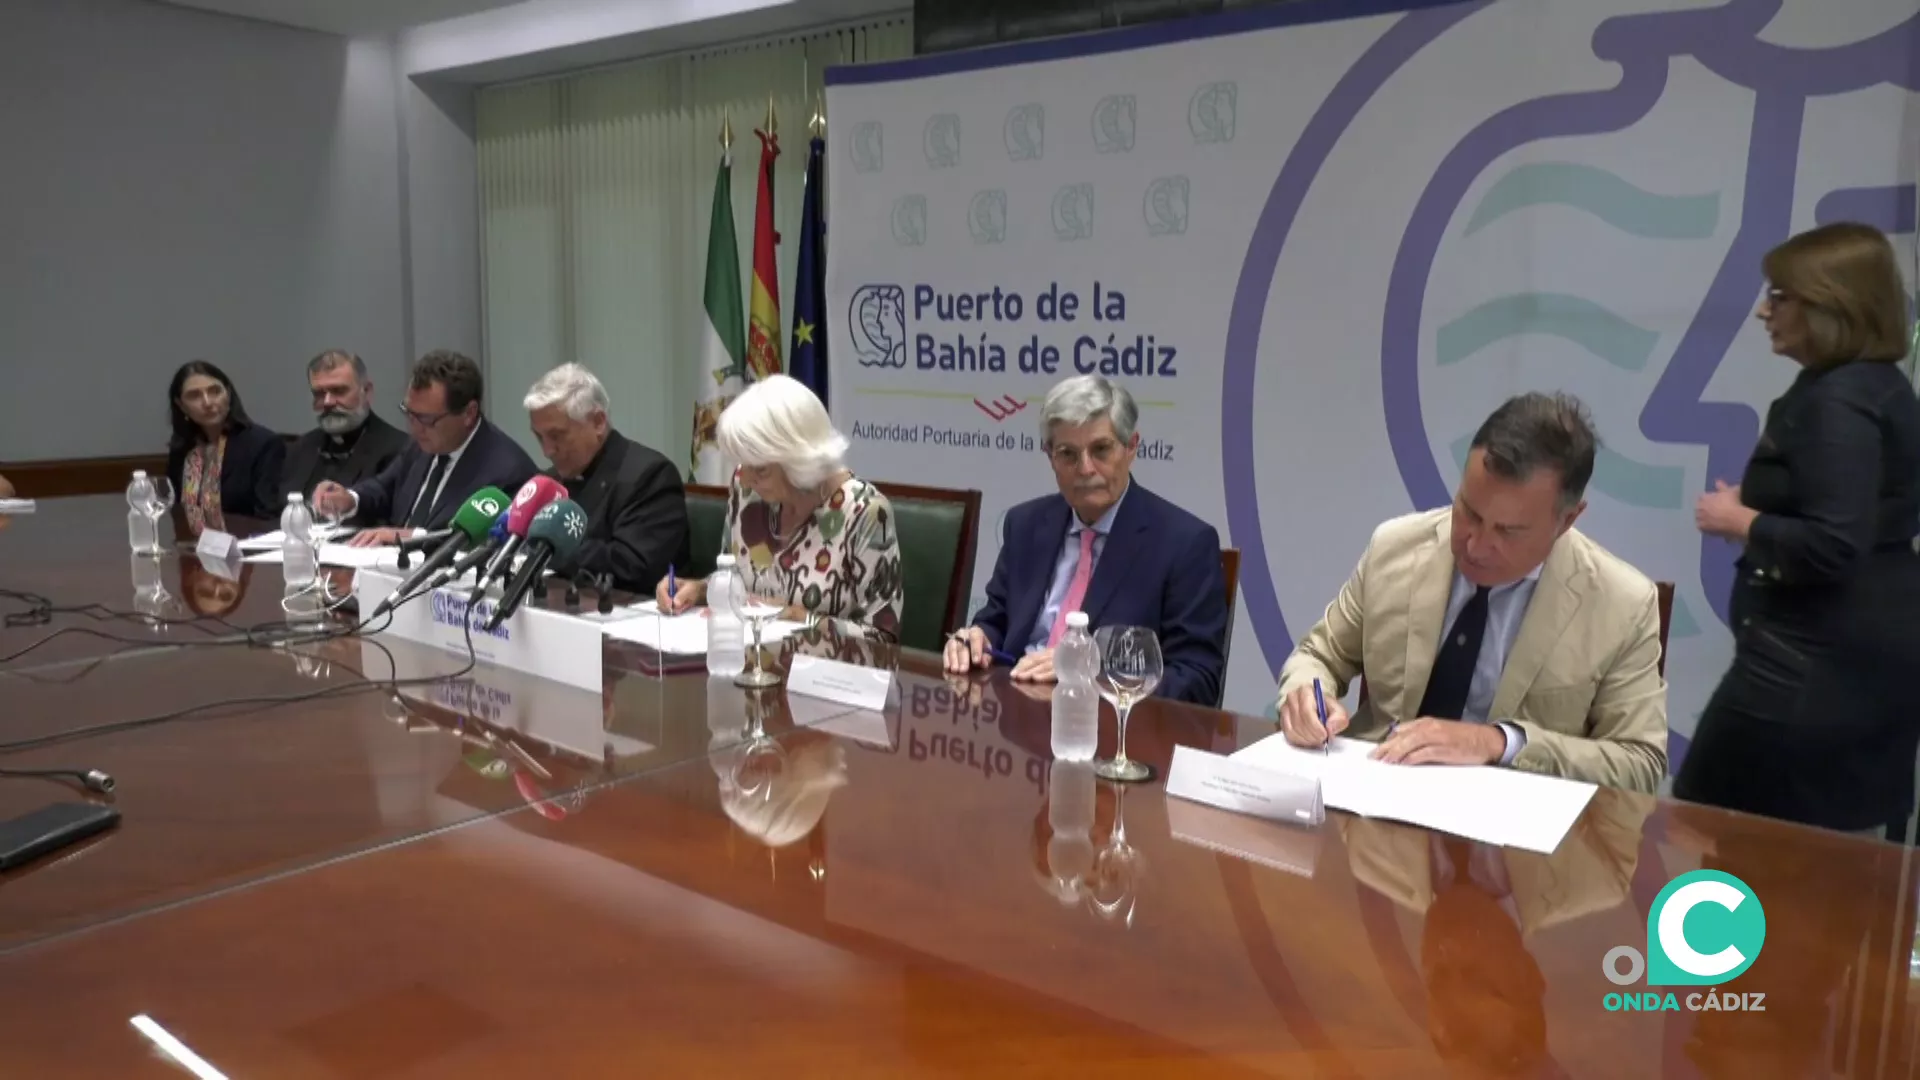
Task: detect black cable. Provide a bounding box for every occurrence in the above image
[0,606,478,757]
[0,767,114,794]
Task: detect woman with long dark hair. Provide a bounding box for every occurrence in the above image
[1679,222,1920,837]
[166,360,285,528]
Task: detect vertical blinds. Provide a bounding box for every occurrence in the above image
[476,19,914,463]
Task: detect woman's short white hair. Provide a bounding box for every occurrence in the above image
[523,363,610,422]
[717,374,849,488]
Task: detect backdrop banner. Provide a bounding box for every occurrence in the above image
[825,0,1920,754]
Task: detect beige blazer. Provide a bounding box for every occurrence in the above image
[1278,508,1667,792]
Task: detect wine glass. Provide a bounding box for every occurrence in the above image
[310,486,345,542]
[731,586,787,689]
[146,477,176,549]
[1092,625,1162,783]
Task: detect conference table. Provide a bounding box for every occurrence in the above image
[1,497,1916,1077]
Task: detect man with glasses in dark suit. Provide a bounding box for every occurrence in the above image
[313,350,537,546]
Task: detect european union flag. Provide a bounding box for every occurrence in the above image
[790,135,828,408]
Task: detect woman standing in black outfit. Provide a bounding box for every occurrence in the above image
[1678,222,1920,837]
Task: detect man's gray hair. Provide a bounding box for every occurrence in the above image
[523,363,611,422]
[307,349,367,382]
[1469,392,1600,511]
[1038,374,1138,443]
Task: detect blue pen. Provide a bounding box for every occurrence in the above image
[666,564,676,610]
[1313,677,1331,754]
[988,647,1020,666]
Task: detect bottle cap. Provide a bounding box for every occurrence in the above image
[132,470,148,479]
[287,492,305,504]
[715,554,736,567]
[1066,611,1088,628]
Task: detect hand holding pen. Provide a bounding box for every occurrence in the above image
[943,625,1015,675]
[1279,677,1350,749]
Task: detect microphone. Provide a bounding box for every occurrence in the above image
[370,487,509,618]
[430,517,508,592]
[468,475,567,605]
[483,499,588,631]
[395,528,454,570]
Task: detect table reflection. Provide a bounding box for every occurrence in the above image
[1345,795,1650,1077]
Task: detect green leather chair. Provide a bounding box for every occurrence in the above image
[684,484,729,580]
[682,481,982,652]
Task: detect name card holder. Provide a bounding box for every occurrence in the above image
[786,653,895,712]
[196,528,239,562]
[1165,744,1324,827]
[357,566,604,692]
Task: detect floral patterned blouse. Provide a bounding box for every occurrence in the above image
[724,472,903,644]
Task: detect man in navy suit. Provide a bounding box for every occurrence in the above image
[943,375,1228,706]
[312,350,538,545]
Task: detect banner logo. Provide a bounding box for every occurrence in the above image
[891,195,927,247]
[1004,104,1045,161]
[970,189,1009,244]
[849,285,908,368]
[1188,81,1238,144]
[1091,94,1136,153]
[1145,176,1190,237]
[1052,183,1095,241]
[925,113,962,168]
[851,121,883,173]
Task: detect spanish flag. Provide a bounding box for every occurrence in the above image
[745,126,783,380]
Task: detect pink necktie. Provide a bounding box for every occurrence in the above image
[1047,528,1099,648]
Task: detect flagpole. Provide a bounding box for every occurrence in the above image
[721,113,733,168]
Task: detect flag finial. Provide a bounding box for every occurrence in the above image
[721,114,733,153]
[809,93,825,138]
[766,97,778,137]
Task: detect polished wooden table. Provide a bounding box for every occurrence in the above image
[1,497,1916,1077]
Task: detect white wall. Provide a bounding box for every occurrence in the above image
[0,0,481,461]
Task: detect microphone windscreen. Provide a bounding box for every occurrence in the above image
[526,499,589,560]
[504,476,568,536]
[449,487,510,542]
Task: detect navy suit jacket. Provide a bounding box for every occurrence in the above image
[350,418,538,530]
[970,482,1228,707]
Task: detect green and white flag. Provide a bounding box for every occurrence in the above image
[690,151,747,483]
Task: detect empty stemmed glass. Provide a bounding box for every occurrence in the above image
[1092,625,1163,783]
[731,587,786,689]
[310,486,345,543]
[146,476,176,549]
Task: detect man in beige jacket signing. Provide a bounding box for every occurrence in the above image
[1278,392,1667,792]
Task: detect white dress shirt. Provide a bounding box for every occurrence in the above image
[351,420,480,535]
[1026,481,1130,652]
[1438,562,1543,765]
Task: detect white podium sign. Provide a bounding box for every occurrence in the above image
[357,567,604,692]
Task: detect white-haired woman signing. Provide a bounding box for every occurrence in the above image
[657,375,904,643]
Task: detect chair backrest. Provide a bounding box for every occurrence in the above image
[1218,548,1241,708]
[684,484,730,580]
[1655,580,1674,679]
[680,479,984,652]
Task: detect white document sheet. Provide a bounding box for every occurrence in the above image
[241,543,399,570]
[601,608,807,654]
[1230,733,1596,854]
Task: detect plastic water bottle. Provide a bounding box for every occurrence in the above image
[1050,611,1100,760]
[281,493,318,593]
[126,471,157,555]
[705,554,746,676]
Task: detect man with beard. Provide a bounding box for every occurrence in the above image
[279,350,409,505]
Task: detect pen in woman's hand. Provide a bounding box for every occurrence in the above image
[666,564,677,612]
